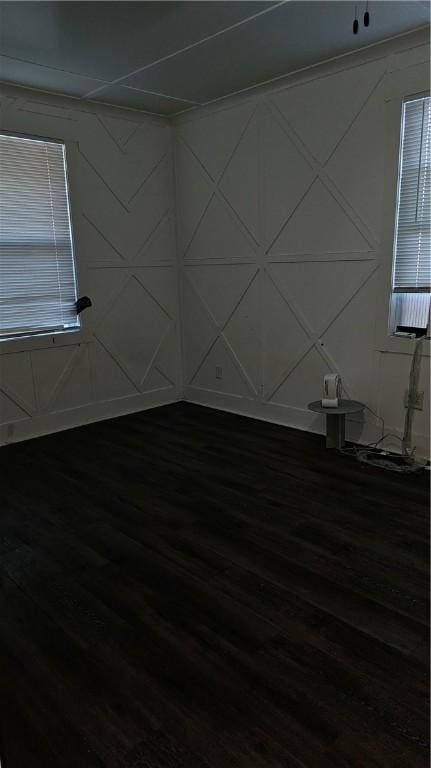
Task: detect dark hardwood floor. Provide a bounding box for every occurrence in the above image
[0,401,429,768]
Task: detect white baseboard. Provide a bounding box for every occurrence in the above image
[184,386,430,460]
[0,388,180,446]
[2,383,428,462]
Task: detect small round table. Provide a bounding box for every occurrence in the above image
[308,400,365,449]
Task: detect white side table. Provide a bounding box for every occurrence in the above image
[308,400,365,449]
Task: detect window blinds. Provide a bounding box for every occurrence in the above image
[392,96,431,293]
[0,133,79,340]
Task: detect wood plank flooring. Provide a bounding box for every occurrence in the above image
[0,402,429,767]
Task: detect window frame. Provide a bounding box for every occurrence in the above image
[375,59,430,357]
[389,95,430,336]
[0,132,90,356]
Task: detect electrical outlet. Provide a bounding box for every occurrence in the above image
[404,390,424,410]
[215,366,223,380]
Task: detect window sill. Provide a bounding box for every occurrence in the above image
[376,332,430,356]
[0,324,91,356]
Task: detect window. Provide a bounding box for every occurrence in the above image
[0,132,79,341]
[390,95,430,337]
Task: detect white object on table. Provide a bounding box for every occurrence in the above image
[322,373,342,407]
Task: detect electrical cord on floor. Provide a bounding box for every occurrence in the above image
[337,441,426,471]
[366,432,403,450]
[363,404,386,443]
[333,333,429,472]
[337,404,427,473]
[336,400,423,473]
[337,407,401,457]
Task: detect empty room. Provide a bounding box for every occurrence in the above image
[0,2,430,766]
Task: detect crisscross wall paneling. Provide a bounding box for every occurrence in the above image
[176,41,430,454]
[0,36,429,453]
[0,88,181,444]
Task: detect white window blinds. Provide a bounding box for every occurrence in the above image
[392,96,431,293]
[0,133,79,340]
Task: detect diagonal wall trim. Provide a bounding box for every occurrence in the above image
[267,100,380,252]
[182,195,214,260]
[265,173,316,255]
[266,339,315,402]
[222,267,260,395]
[268,262,378,342]
[154,365,175,387]
[266,267,323,341]
[222,335,259,397]
[215,107,258,185]
[185,265,258,335]
[176,90,388,410]
[273,264,378,396]
[263,269,316,400]
[122,122,143,150]
[83,212,127,262]
[178,132,260,254]
[96,276,172,391]
[131,214,174,266]
[78,146,132,214]
[318,264,379,338]
[93,274,133,332]
[214,187,260,251]
[265,264,379,400]
[133,210,173,264]
[0,86,179,445]
[128,152,168,207]
[0,381,35,418]
[96,114,128,154]
[133,272,176,324]
[217,188,260,248]
[1,38,428,452]
[175,45,430,451]
[324,71,387,167]
[93,332,142,394]
[180,127,258,249]
[140,321,174,388]
[0,389,28,423]
[42,345,83,413]
[175,138,214,256]
[184,267,259,394]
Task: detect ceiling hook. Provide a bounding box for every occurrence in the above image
[353,5,359,34]
[364,1,370,27]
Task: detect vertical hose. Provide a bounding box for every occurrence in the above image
[402,335,430,455]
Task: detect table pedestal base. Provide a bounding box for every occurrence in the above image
[326,413,345,449]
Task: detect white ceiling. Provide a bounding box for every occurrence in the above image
[0,1,429,116]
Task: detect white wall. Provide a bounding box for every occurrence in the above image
[0,85,181,444]
[1,32,429,457]
[175,31,430,457]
